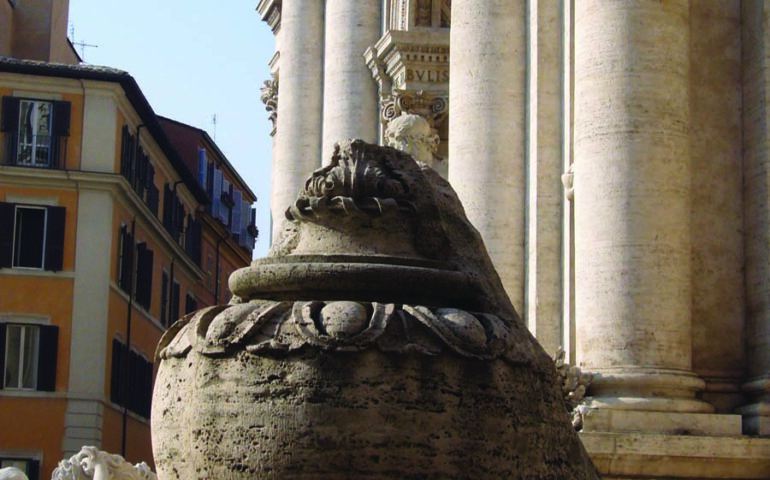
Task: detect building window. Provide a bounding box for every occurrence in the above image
[0,457,40,480]
[0,323,58,392]
[1,97,70,169]
[110,338,152,418]
[0,202,65,271]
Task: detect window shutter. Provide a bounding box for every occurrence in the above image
[142,358,153,418]
[170,282,180,322]
[119,226,134,293]
[0,96,20,132]
[0,323,6,390]
[110,338,124,405]
[198,149,208,188]
[44,206,66,271]
[26,459,40,480]
[0,202,15,268]
[160,272,169,327]
[52,101,71,137]
[36,325,58,392]
[135,243,154,310]
[231,190,242,235]
[212,169,223,219]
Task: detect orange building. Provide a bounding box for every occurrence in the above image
[0,57,257,479]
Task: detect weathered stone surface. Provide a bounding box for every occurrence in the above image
[152,139,598,479]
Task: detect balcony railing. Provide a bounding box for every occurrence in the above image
[2,131,67,169]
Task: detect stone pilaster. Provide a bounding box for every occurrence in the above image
[271,0,324,242]
[573,0,711,413]
[737,0,770,436]
[321,0,381,159]
[448,0,526,314]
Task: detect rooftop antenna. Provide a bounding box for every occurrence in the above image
[211,114,217,141]
[69,24,99,61]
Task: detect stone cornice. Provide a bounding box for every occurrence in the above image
[256,0,281,34]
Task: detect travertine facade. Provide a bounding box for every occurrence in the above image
[256,0,770,478]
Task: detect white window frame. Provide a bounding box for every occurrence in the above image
[12,204,48,270]
[17,99,53,167]
[3,323,40,390]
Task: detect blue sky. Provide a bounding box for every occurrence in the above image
[68,0,275,257]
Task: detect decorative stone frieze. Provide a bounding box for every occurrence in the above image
[152,139,599,478]
[259,77,278,135]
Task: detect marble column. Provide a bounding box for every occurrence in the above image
[271,0,324,242]
[448,0,526,315]
[738,0,770,435]
[321,0,381,160]
[573,0,711,413]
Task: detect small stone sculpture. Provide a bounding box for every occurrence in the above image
[553,346,593,429]
[384,113,443,174]
[52,447,156,480]
[0,467,28,480]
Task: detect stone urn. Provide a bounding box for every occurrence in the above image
[151,140,599,479]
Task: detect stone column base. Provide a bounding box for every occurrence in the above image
[586,369,714,413]
[736,377,770,435]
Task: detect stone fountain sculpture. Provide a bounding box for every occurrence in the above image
[151,140,599,479]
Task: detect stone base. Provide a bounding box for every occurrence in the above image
[580,431,770,479]
[580,409,742,436]
[735,402,770,435]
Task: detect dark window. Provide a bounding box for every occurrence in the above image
[135,242,154,310]
[0,323,58,392]
[185,293,197,315]
[0,457,41,480]
[1,97,70,169]
[109,338,153,418]
[117,225,134,293]
[237,201,258,252]
[0,202,65,271]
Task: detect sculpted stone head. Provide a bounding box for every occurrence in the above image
[384,113,440,167]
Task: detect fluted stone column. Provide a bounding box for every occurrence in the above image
[271,0,324,242]
[574,0,711,413]
[448,0,526,314]
[321,0,381,160]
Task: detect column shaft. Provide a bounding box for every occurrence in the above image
[321,0,381,159]
[525,0,565,354]
[574,0,710,412]
[738,0,770,435]
[448,0,527,314]
[272,0,324,242]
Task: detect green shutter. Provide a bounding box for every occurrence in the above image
[52,101,71,136]
[36,325,58,392]
[0,96,19,132]
[44,206,66,271]
[0,202,15,268]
